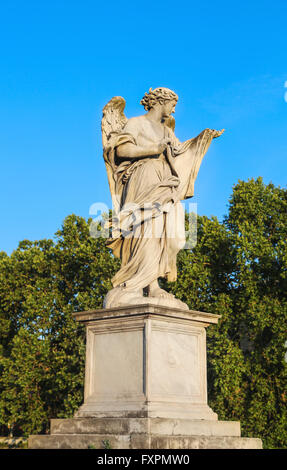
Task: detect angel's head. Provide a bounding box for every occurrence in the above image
[140,87,178,118]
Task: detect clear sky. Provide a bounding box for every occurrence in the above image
[1,0,286,254]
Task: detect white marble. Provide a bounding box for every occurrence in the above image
[75,304,218,420]
[100,88,224,309]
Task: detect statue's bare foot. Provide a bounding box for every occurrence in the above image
[104,282,189,310]
[150,287,174,299]
[103,285,145,308]
[148,281,175,299]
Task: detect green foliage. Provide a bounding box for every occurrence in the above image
[0,179,286,448]
[102,439,112,449]
[165,178,287,448]
[0,215,119,436]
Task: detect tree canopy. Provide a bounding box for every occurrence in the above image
[0,177,286,448]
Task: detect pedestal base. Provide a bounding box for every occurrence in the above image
[28,417,262,449]
[28,305,263,449]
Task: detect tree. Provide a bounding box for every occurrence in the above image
[0,178,286,448]
[0,215,119,436]
[165,177,287,448]
[221,178,287,448]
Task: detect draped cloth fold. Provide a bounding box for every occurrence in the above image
[103,116,215,291]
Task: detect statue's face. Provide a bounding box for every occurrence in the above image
[160,99,177,119]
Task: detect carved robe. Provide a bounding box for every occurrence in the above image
[104,116,215,291]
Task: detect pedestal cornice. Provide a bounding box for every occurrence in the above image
[72,303,221,327]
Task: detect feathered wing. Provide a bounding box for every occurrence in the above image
[101,97,127,213]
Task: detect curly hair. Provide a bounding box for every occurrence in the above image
[140,87,178,111]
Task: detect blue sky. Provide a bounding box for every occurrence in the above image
[1,0,286,254]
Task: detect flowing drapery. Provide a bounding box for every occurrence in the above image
[104,116,216,290]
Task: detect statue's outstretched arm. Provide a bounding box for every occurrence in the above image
[174,128,225,156]
[116,139,169,160]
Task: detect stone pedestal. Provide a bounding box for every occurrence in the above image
[28,304,262,449]
[76,304,218,421]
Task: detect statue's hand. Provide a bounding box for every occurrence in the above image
[158,137,172,154]
[210,128,225,138]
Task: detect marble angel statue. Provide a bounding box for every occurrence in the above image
[101,87,224,310]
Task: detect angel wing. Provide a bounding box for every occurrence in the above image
[101,97,127,212]
[101,96,127,147]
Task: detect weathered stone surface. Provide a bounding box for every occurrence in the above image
[28,306,263,450]
[130,435,263,450]
[50,417,241,437]
[72,304,221,325]
[148,418,241,437]
[28,433,130,450]
[28,431,262,450]
[28,416,260,449]
[74,305,219,421]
